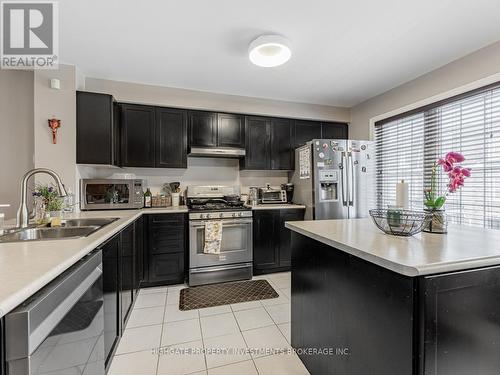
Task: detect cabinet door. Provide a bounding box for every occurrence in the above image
[217,113,245,148]
[420,266,500,375]
[134,216,144,294]
[100,234,120,367]
[156,107,188,168]
[321,122,348,140]
[76,91,117,165]
[253,210,279,273]
[120,223,134,330]
[270,118,293,170]
[278,209,305,268]
[189,110,217,147]
[294,120,322,148]
[243,116,271,170]
[120,104,155,167]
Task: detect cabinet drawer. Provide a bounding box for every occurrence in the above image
[150,238,185,255]
[148,253,184,284]
[149,214,186,225]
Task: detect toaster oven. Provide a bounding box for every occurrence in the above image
[259,188,287,204]
[80,179,144,210]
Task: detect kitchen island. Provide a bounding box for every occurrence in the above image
[286,218,500,375]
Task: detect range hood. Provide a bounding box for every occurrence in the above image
[189,147,246,158]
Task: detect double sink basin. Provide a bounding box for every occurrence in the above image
[0,218,119,243]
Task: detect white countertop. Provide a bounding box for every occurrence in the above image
[246,204,306,210]
[0,206,187,318]
[286,218,500,277]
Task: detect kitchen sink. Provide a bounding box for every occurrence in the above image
[0,226,100,242]
[0,217,119,243]
[63,218,119,228]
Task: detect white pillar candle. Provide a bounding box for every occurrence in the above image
[396,180,409,209]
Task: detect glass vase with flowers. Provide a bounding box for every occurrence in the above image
[32,184,65,224]
[423,152,471,233]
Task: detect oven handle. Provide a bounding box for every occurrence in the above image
[189,219,253,227]
[190,262,253,273]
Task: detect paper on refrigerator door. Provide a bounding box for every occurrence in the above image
[299,147,311,179]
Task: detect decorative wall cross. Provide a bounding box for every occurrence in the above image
[48,118,61,144]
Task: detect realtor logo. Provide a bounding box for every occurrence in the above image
[1,1,58,69]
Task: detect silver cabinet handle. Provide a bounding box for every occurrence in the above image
[341,152,348,206]
[348,152,354,206]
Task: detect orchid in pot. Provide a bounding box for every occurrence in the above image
[423,152,471,233]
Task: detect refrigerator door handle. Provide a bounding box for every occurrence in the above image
[348,152,354,206]
[341,152,348,207]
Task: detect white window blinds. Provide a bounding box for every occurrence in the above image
[374,82,500,229]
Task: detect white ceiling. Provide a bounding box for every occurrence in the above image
[59,0,500,107]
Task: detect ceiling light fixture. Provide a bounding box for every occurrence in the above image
[248,35,292,68]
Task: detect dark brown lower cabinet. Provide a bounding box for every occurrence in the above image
[253,209,305,275]
[100,234,120,369]
[120,224,134,331]
[291,232,500,375]
[134,216,144,293]
[145,213,187,285]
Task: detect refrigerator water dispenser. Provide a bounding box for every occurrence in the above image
[318,170,338,202]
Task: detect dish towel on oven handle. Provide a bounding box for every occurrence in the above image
[204,221,223,254]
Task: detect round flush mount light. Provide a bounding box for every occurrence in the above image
[248,35,292,68]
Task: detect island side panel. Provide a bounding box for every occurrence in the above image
[291,232,415,375]
[419,266,500,375]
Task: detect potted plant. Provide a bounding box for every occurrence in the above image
[32,184,64,224]
[423,152,471,233]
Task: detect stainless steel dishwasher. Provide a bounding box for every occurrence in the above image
[4,250,104,375]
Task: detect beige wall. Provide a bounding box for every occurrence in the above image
[78,158,289,196]
[350,41,500,140]
[0,71,34,219]
[85,78,350,123]
[33,65,77,196]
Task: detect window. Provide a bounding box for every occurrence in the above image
[374,82,500,229]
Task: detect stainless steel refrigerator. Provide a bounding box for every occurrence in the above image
[290,139,374,220]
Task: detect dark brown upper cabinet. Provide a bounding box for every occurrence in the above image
[155,107,188,168]
[189,110,217,147]
[241,116,293,170]
[293,120,322,148]
[270,118,293,170]
[321,121,348,139]
[76,91,119,166]
[120,104,156,167]
[241,116,271,170]
[217,113,245,148]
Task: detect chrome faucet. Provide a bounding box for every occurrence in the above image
[16,168,68,228]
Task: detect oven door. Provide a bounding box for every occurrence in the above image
[189,218,253,268]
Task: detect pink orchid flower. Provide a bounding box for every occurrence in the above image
[445,151,465,164]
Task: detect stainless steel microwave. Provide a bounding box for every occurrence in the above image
[80,179,144,210]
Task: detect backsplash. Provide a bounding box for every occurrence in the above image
[77,157,289,195]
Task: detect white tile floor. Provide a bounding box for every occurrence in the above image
[109,272,310,375]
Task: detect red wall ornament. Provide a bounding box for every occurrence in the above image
[48,118,61,144]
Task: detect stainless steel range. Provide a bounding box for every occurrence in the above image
[187,186,253,286]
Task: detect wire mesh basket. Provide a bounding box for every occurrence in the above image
[369,209,432,236]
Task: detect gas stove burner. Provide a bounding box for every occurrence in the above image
[187,198,246,212]
[189,203,250,212]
